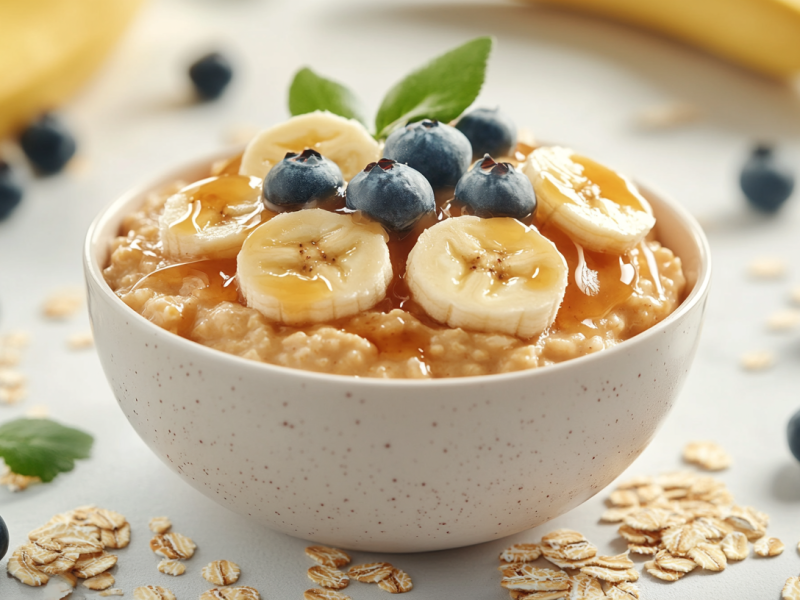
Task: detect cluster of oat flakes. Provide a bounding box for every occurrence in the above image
[599,466,784,584]
[304,544,413,598]
[140,515,258,600]
[5,506,260,599]
[494,438,800,599]
[6,505,130,596]
[498,530,641,599]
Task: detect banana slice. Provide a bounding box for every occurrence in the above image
[523,146,655,254]
[240,111,381,182]
[406,216,568,339]
[159,174,265,260]
[237,209,392,325]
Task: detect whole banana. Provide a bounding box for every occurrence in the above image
[529,0,800,80]
[0,0,144,138]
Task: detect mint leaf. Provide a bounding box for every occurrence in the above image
[374,36,493,139]
[0,418,93,482]
[289,67,368,126]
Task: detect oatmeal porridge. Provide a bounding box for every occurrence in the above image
[103,113,686,378]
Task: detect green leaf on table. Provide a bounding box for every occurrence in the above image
[374,36,494,139]
[0,418,93,482]
[289,67,368,126]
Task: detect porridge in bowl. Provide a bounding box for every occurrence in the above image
[103,112,685,378]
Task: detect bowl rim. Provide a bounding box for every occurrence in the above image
[84,150,712,388]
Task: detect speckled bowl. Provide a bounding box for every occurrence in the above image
[84,154,711,553]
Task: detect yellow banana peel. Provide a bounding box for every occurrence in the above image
[530,0,800,81]
[0,0,144,139]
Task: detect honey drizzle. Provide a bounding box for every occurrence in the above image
[131,258,239,336]
[168,175,266,236]
[127,147,658,364]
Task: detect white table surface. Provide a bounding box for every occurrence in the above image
[1,0,800,598]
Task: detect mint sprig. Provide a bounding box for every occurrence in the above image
[289,67,368,126]
[287,36,494,139]
[375,36,493,138]
[0,418,93,482]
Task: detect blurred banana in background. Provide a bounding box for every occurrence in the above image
[530,0,800,81]
[1,0,796,145]
[0,0,144,139]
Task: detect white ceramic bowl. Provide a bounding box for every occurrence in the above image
[84,154,710,553]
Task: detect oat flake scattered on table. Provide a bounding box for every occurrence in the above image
[202,559,241,585]
[655,549,697,574]
[0,346,20,367]
[42,289,84,319]
[347,562,394,583]
[500,543,543,563]
[305,545,351,568]
[635,102,701,130]
[150,531,196,559]
[2,330,30,348]
[72,552,118,578]
[99,589,125,597]
[754,536,784,557]
[784,577,800,600]
[720,531,749,560]
[149,516,172,534]
[133,585,176,600]
[500,564,572,592]
[199,586,261,600]
[308,564,349,590]
[157,558,185,576]
[377,567,413,594]
[747,257,786,279]
[790,286,800,306]
[606,581,641,599]
[683,440,732,471]
[767,309,800,331]
[25,404,49,418]
[740,350,776,371]
[0,467,41,491]
[303,589,351,600]
[83,572,115,590]
[67,331,94,350]
[0,365,27,405]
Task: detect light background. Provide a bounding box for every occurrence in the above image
[1,0,799,598]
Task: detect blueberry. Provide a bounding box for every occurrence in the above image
[383,120,471,188]
[346,158,434,231]
[454,154,536,220]
[0,515,7,561]
[0,162,23,221]
[20,114,76,174]
[788,408,800,462]
[264,149,344,209]
[456,107,517,159]
[740,144,795,213]
[189,52,233,100]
